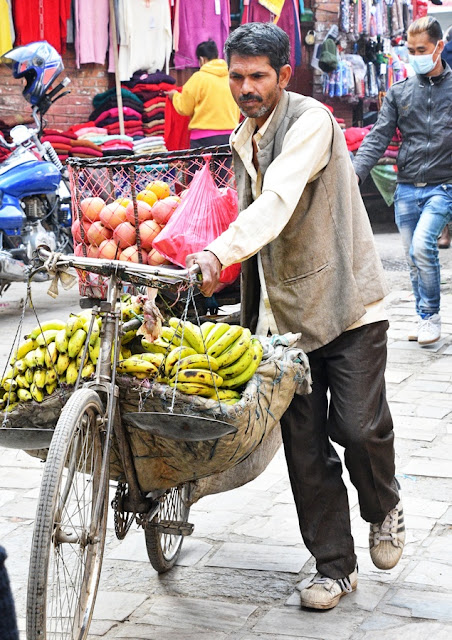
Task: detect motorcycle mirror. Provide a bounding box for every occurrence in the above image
[10,124,33,145]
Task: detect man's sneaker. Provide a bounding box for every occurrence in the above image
[408,318,421,341]
[417,313,441,345]
[300,568,358,610]
[369,501,405,570]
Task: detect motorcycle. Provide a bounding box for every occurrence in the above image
[0,41,73,296]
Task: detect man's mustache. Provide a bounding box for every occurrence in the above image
[239,94,263,103]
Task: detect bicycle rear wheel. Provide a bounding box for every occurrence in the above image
[144,484,191,573]
[27,388,108,640]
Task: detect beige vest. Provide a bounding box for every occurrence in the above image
[234,91,388,353]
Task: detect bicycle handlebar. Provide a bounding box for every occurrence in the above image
[35,246,201,289]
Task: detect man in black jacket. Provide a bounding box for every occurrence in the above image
[354,16,452,346]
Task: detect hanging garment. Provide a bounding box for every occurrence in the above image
[173,0,230,70]
[117,0,172,81]
[74,0,115,71]
[0,0,13,56]
[241,0,301,69]
[12,0,72,54]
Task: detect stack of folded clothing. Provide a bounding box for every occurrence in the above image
[142,96,166,137]
[69,138,103,159]
[41,129,78,163]
[379,130,401,165]
[101,136,135,156]
[344,126,372,153]
[123,70,177,138]
[89,88,145,140]
[133,136,167,156]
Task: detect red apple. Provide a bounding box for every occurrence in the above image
[138,219,162,250]
[125,200,154,225]
[113,221,136,248]
[87,221,113,246]
[98,239,121,260]
[99,202,128,229]
[151,197,179,225]
[80,196,105,222]
[119,245,148,263]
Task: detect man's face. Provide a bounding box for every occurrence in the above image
[407,31,444,71]
[228,54,291,121]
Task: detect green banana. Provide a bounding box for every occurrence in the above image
[28,320,66,340]
[68,328,87,359]
[207,325,243,358]
[217,344,254,380]
[221,338,263,389]
[55,328,68,353]
[216,328,251,368]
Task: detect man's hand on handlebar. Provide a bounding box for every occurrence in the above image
[186,250,222,297]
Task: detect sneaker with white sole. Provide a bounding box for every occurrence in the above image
[408,318,421,342]
[369,501,405,570]
[417,313,441,345]
[300,568,358,610]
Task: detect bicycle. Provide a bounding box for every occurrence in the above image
[25,246,207,640]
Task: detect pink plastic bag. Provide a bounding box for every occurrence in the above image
[153,157,241,288]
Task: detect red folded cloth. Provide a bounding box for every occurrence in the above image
[94,106,143,126]
[51,143,72,152]
[69,139,102,151]
[105,120,142,133]
[101,139,134,149]
[43,128,77,140]
[65,121,96,135]
[42,135,74,145]
[124,82,175,93]
[70,147,103,157]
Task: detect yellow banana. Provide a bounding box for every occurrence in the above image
[13,359,27,373]
[141,337,170,354]
[45,369,57,386]
[3,379,17,392]
[55,353,70,375]
[66,361,79,386]
[30,383,44,402]
[44,342,58,368]
[36,329,59,347]
[65,314,84,338]
[121,300,143,321]
[117,358,158,376]
[221,338,263,389]
[68,328,87,359]
[55,328,68,353]
[201,321,216,341]
[29,320,66,340]
[34,347,46,367]
[17,388,32,402]
[10,338,37,364]
[89,336,101,364]
[171,354,219,378]
[138,352,165,368]
[15,374,30,389]
[160,326,183,347]
[204,323,230,350]
[121,347,132,359]
[3,402,18,412]
[46,382,57,395]
[81,362,95,378]
[168,318,205,353]
[217,344,254,380]
[222,398,240,405]
[76,349,89,369]
[172,368,223,388]
[33,369,46,389]
[5,391,17,403]
[1,367,14,384]
[169,381,215,397]
[121,328,137,345]
[207,325,243,358]
[24,368,34,385]
[210,389,241,401]
[216,328,251,368]
[24,349,37,369]
[164,345,196,377]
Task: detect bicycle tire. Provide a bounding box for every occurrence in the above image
[144,484,191,573]
[26,388,108,640]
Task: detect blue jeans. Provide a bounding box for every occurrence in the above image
[394,183,452,317]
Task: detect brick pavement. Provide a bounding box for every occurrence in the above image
[0,230,451,639]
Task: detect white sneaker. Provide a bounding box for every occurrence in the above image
[369,501,405,570]
[417,313,441,345]
[407,318,422,341]
[300,569,358,610]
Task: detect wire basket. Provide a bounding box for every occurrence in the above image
[67,145,234,299]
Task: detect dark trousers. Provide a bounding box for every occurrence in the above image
[280,321,399,579]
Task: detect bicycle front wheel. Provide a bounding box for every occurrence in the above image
[27,388,109,640]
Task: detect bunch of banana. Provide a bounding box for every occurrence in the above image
[123,318,264,403]
[0,311,103,411]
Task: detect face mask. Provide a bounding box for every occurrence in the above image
[409,43,439,75]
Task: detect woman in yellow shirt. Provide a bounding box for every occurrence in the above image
[167,40,239,150]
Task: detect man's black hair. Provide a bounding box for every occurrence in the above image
[196,40,219,61]
[224,22,290,75]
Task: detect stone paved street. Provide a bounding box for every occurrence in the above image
[0,225,451,639]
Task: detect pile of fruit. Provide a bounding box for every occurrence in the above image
[73,180,183,266]
[0,299,263,412]
[119,319,264,403]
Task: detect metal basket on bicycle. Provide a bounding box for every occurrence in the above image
[67,145,234,300]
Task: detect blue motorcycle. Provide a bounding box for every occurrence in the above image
[0,41,73,295]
